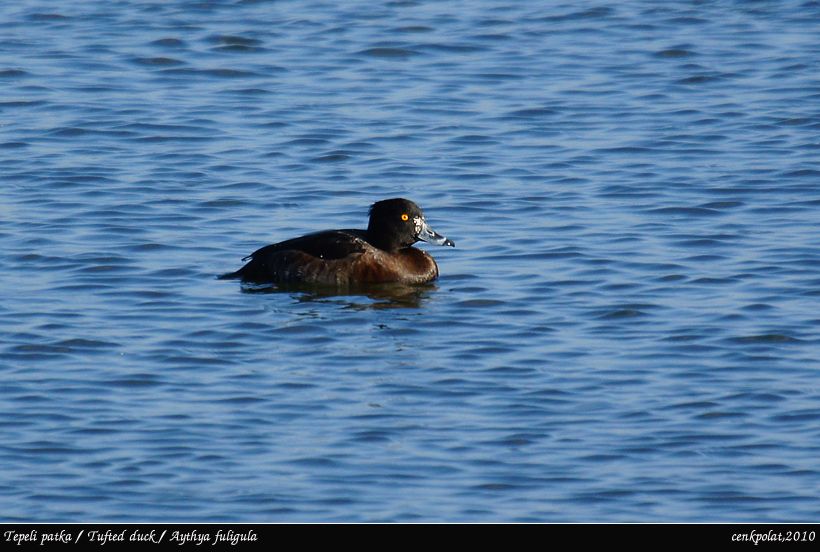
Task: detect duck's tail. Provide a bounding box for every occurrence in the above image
[217,268,244,280]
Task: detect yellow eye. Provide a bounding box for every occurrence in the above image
[401,214,409,221]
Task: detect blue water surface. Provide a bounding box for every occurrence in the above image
[2,0,820,521]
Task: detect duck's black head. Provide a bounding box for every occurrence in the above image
[366,198,455,252]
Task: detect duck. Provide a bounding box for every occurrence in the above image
[220,198,455,285]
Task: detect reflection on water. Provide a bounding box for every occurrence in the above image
[238,281,436,310]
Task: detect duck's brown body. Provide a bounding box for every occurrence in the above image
[223,229,440,285]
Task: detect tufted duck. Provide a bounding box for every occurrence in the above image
[220,198,455,285]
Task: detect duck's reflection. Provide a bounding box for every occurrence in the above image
[239,281,436,309]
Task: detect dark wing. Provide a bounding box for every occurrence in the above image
[242,229,368,262]
[218,230,371,283]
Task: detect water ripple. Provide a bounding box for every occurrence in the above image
[1,0,819,523]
